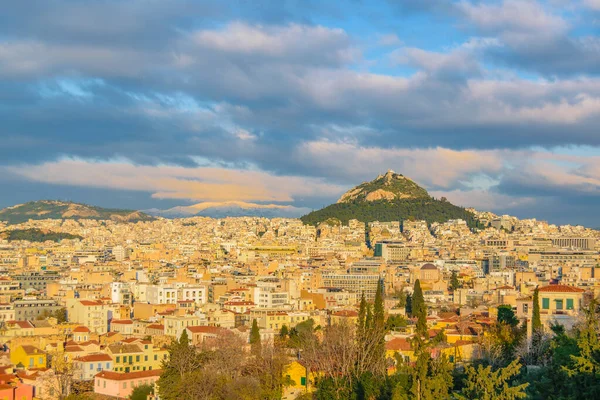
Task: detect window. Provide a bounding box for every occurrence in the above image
[154,355,158,361]
[39,357,44,365]
[301,377,306,386]
[556,300,563,310]
[116,356,120,363]
[542,298,550,310]
[567,299,574,310]
[136,356,140,362]
[123,382,127,389]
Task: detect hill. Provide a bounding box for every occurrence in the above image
[0,200,155,224]
[0,229,82,242]
[301,171,481,228]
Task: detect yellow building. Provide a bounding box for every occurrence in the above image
[108,340,168,373]
[10,345,47,369]
[537,284,585,329]
[283,360,316,400]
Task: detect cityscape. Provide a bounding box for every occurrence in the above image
[2,1,600,400]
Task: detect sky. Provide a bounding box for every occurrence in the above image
[2,0,600,225]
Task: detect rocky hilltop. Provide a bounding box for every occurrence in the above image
[337,170,430,203]
[0,200,155,224]
[302,171,481,227]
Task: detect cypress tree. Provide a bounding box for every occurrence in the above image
[373,279,385,330]
[413,279,427,337]
[250,319,262,357]
[405,293,413,317]
[532,287,542,332]
[366,303,373,330]
[450,270,460,291]
[358,292,367,335]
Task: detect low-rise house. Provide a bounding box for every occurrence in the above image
[94,369,162,399]
[73,353,113,381]
[110,320,134,335]
[10,345,46,369]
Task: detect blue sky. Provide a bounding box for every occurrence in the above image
[2,0,600,225]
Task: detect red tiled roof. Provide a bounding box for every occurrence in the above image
[74,354,113,362]
[95,369,162,381]
[186,326,221,334]
[19,345,44,356]
[146,324,164,330]
[332,310,358,317]
[386,338,411,351]
[80,300,102,306]
[538,284,585,293]
[73,326,91,333]
[111,320,133,325]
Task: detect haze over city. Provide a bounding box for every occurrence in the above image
[2,1,600,225]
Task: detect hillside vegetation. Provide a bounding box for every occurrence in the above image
[0,200,154,224]
[301,198,481,228]
[1,229,82,242]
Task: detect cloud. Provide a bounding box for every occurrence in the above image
[4,159,345,203]
[296,140,505,189]
[457,0,568,35]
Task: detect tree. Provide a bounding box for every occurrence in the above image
[250,319,262,357]
[397,339,453,400]
[450,271,460,291]
[405,293,413,317]
[393,288,407,309]
[45,346,76,399]
[497,305,519,327]
[412,280,427,337]
[562,299,600,397]
[456,359,528,400]
[53,308,68,324]
[129,384,154,400]
[279,324,289,339]
[532,287,542,332]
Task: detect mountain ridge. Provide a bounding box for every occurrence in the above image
[146,201,310,219]
[0,200,155,224]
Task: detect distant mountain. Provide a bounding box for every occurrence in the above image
[0,200,155,224]
[146,201,311,219]
[301,170,482,227]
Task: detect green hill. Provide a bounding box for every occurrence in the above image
[1,229,82,242]
[301,171,481,228]
[0,200,155,224]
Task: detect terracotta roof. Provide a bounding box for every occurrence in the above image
[95,369,162,381]
[386,338,411,351]
[538,284,585,293]
[146,324,164,330]
[107,343,142,354]
[224,301,254,306]
[8,321,33,329]
[74,354,113,362]
[332,310,358,317]
[421,263,437,270]
[186,326,218,334]
[111,320,133,325]
[19,345,43,356]
[79,300,102,306]
[73,326,91,333]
